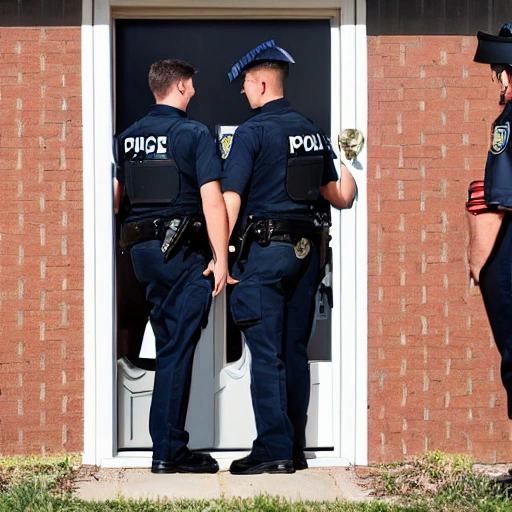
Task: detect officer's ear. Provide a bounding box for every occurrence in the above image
[505,69,512,86]
[177,79,186,95]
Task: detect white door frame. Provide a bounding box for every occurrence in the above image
[81,0,368,467]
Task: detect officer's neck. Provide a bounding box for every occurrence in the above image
[259,94,285,108]
[154,92,189,113]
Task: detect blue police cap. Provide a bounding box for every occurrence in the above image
[474,23,512,65]
[228,39,295,82]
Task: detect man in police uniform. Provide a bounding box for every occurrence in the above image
[222,40,357,474]
[468,25,512,423]
[114,59,228,474]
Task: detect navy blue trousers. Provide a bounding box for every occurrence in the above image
[130,239,212,461]
[230,240,320,460]
[479,214,512,419]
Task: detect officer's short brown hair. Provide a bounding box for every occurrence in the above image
[249,61,289,82]
[148,59,195,99]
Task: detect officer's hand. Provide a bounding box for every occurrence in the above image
[203,259,228,297]
[227,275,239,285]
[212,261,228,297]
[203,259,215,278]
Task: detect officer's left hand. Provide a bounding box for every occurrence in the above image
[203,259,215,279]
[203,259,230,296]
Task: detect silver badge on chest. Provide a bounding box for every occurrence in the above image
[294,238,311,259]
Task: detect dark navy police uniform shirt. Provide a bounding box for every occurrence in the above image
[484,100,512,210]
[222,98,338,221]
[116,104,223,223]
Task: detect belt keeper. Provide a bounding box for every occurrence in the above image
[265,220,274,244]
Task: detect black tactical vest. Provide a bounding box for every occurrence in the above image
[286,132,326,203]
[117,132,180,206]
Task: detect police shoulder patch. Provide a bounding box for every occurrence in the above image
[491,122,510,155]
[216,125,238,160]
[220,134,234,160]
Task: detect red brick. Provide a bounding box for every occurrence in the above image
[0,26,83,458]
[368,34,511,463]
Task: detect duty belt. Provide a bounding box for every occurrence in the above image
[119,217,168,250]
[236,216,333,308]
[119,214,207,262]
[237,217,325,263]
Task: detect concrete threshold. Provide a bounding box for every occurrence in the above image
[75,466,374,503]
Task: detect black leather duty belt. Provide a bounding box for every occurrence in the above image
[253,218,323,244]
[237,217,324,263]
[119,218,170,250]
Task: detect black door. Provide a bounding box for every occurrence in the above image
[114,18,332,370]
[115,19,331,134]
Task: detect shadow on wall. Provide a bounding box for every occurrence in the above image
[366,0,512,36]
[5,0,512,34]
[0,0,81,27]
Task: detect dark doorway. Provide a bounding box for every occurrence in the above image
[114,18,332,368]
[114,19,331,133]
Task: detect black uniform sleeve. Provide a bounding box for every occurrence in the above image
[484,124,512,209]
[222,125,259,195]
[321,134,339,185]
[194,124,223,187]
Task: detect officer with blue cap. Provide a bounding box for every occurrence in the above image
[114,59,228,474]
[223,40,357,474]
[468,24,512,421]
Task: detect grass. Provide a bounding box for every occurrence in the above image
[369,450,512,511]
[0,452,510,511]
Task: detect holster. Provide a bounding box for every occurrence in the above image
[236,218,259,263]
[236,216,329,273]
[161,214,207,263]
[119,214,208,263]
[318,225,332,279]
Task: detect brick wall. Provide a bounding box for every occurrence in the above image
[367,35,512,463]
[0,27,83,455]
[0,21,507,466]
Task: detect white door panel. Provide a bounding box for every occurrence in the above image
[214,340,256,448]
[118,283,334,451]
[117,358,153,450]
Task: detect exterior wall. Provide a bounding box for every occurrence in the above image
[3,0,512,465]
[0,0,81,27]
[366,34,511,463]
[366,0,510,36]
[0,24,84,455]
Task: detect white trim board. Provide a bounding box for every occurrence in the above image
[81,0,368,467]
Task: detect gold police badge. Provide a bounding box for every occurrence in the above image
[220,134,234,160]
[294,238,311,259]
[491,122,510,155]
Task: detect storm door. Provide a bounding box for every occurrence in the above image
[114,18,334,453]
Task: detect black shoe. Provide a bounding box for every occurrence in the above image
[293,452,308,471]
[152,452,219,474]
[229,455,295,475]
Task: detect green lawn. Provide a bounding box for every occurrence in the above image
[0,452,510,512]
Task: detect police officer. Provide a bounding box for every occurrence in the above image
[114,59,228,474]
[222,40,356,474]
[468,24,512,421]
